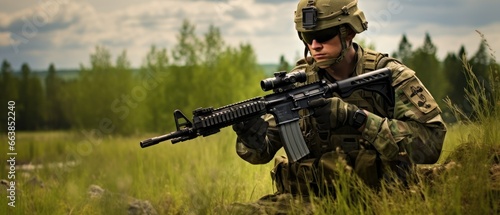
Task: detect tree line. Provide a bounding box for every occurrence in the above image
[1,22,498,134]
[0,20,266,134]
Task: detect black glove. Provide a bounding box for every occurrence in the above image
[232,117,269,151]
[309,97,359,140]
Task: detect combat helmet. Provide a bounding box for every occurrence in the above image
[294,0,368,67]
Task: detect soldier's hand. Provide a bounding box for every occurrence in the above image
[309,97,358,140]
[232,116,268,151]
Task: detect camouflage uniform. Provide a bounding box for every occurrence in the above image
[236,43,447,194]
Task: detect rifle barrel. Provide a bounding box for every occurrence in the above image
[140,132,175,148]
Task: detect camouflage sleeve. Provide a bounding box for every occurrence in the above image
[361,62,447,164]
[236,114,283,164]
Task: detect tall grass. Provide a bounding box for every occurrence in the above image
[0,130,275,215]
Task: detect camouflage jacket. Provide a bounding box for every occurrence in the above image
[236,43,447,168]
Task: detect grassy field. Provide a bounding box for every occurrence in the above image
[1,129,276,214]
[1,117,499,215]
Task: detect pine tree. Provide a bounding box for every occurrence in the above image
[0,60,19,131]
[468,40,495,117]
[409,33,447,109]
[443,46,468,121]
[469,40,490,85]
[18,63,45,130]
[277,55,290,72]
[18,63,30,130]
[392,34,413,65]
[45,63,69,129]
[1,60,18,101]
[171,19,201,66]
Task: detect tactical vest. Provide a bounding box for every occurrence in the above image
[296,49,393,157]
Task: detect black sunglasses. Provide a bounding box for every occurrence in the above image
[300,27,340,45]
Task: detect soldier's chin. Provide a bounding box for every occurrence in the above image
[315,59,333,69]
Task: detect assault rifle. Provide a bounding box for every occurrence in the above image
[140,68,395,162]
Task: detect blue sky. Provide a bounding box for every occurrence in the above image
[0,0,499,70]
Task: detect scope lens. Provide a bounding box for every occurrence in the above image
[260,78,275,91]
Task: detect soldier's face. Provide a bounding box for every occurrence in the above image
[306,35,343,63]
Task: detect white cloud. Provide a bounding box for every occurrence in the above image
[0,13,11,28]
[0,32,17,47]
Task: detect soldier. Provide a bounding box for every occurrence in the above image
[233,0,446,201]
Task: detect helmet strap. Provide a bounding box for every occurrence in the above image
[303,41,313,65]
[315,25,350,69]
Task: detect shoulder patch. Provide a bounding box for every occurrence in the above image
[401,77,438,114]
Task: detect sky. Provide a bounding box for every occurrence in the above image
[0,0,499,70]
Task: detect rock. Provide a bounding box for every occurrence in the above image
[490,164,500,191]
[128,199,158,215]
[88,184,105,199]
[0,179,9,195]
[87,184,158,215]
[416,161,460,182]
[0,179,9,187]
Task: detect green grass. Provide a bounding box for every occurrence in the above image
[1,117,498,215]
[0,130,275,214]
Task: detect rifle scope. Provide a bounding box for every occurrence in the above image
[260,70,307,92]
